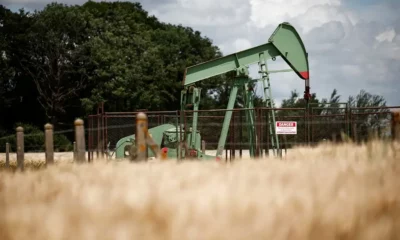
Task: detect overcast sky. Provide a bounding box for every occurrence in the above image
[2,0,400,106]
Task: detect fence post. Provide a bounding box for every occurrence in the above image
[392,111,400,142]
[136,112,147,161]
[5,143,9,168]
[74,119,86,163]
[73,141,77,161]
[16,126,24,171]
[44,123,54,165]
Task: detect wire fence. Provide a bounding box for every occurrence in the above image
[1,106,399,162]
[85,106,399,159]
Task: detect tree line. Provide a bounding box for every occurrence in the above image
[0,1,391,150]
[0,1,227,132]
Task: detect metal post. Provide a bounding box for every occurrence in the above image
[74,119,86,163]
[97,110,100,159]
[239,110,243,158]
[310,107,314,146]
[265,110,269,156]
[175,110,180,161]
[346,103,350,137]
[201,140,205,155]
[304,108,307,146]
[232,111,237,159]
[259,108,263,158]
[136,112,147,161]
[256,108,262,158]
[103,112,107,159]
[352,111,358,143]
[16,126,24,171]
[44,123,54,165]
[392,111,400,142]
[5,143,9,168]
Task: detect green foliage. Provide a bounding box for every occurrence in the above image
[18,3,93,125]
[0,1,223,132]
[78,1,223,112]
[0,6,46,130]
[348,89,387,108]
[277,88,390,146]
[0,123,72,152]
[347,89,390,142]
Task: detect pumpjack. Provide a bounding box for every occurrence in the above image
[114,22,311,160]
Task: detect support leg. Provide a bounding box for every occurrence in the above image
[244,82,257,157]
[258,52,281,157]
[216,84,239,160]
[190,88,201,149]
[265,76,281,158]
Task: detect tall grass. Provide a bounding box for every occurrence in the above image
[0,140,400,240]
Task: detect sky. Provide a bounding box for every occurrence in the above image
[1,0,400,107]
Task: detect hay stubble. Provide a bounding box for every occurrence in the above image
[1,140,400,240]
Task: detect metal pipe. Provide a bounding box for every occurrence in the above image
[352,106,400,110]
[351,112,393,116]
[309,114,346,117]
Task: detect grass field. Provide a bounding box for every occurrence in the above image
[1,140,400,240]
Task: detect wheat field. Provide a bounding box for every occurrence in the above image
[1,140,400,240]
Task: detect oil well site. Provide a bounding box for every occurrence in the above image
[1,1,400,240]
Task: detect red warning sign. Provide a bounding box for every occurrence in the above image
[275,121,297,134]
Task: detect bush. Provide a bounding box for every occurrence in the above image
[0,123,72,152]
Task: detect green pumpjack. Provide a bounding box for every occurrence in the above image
[115,124,215,160]
[114,22,311,161]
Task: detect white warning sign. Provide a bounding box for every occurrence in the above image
[276,121,297,135]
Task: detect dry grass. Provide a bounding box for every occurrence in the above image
[1,140,400,240]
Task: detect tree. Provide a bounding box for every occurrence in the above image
[78,1,224,113]
[0,6,46,132]
[0,5,14,131]
[277,88,390,145]
[18,3,92,126]
[348,89,390,141]
[0,1,227,146]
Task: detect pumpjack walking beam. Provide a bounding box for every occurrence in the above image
[181,22,311,160]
